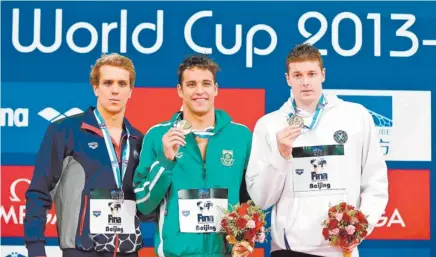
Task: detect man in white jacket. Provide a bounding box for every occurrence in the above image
[245,43,389,257]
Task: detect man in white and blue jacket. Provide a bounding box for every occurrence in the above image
[24,54,148,257]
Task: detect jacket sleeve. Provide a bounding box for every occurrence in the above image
[358,108,389,236]
[24,123,67,257]
[133,129,175,215]
[245,117,292,210]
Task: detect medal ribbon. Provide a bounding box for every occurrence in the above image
[94,109,130,189]
[192,126,215,139]
[288,93,327,130]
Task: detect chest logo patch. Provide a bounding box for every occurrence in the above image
[333,130,348,144]
[88,142,98,149]
[221,150,234,166]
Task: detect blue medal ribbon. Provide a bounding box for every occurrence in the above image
[192,126,215,139]
[94,109,130,189]
[288,94,327,131]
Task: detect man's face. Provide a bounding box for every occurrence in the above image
[93,65,132,114]
[177,67,218,116]
[285,60,325,104]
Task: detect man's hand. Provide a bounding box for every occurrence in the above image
[162,127,186,161]
[232,243,253,257]
[276,125,301,160]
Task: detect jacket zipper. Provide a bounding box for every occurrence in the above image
[79,195,88,235]
[114,135,127,162]
[202,137,212,181]
[113,234,119,257]
[114,135,126,187]
[202,137,212,252]
[113,135,124,257]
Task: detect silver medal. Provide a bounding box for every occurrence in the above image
[287,115,304,128]
[174,120,192,135]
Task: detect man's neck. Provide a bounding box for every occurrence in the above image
[96,105,124,129]
[183,108,215,130]
[295,95,322,114]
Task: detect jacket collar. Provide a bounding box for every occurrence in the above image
[80,107,139,139]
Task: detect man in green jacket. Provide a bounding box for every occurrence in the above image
[133,54,253,257]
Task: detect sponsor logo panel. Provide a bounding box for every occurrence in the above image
[368,170,430,240]
[325,89,431,161]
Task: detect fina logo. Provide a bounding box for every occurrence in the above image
[310,158,327,173]
[108,201,122,215]
[197,200,213,213]
[38,107,83,122]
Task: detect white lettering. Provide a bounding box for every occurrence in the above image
[0,108,29,127]
[10,178,31,202]
[120,9,127,53]
[1,205,56,225]
[66,22,98,53]
[246,24,277,68]
[1,206,18,224]
[332,12,362,57]
[20,205,26,224]
[47,212,57,224]
[184,11,213,54]
[12,8,163,54]
[298,12,328,55]
[216,24,242,55]
[131,10,164,54]
[185,10,277,68]
[376,208,406,227]
[390,14,419,57]
[102,22,118,53]
[12,8,62,53]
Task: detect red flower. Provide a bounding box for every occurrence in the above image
[221,219,228,229]
[236,218,247,229]
[252,213,260,221]
[238,203,250,216]
[357,212,368,224]
[328,219,338,230]
[255,220,264,230]
[340,202,347,211]
[342,213,351,223]
[322,228,329,240]
[361,230,368,238]
[229,213,238,219]
[328,207,337,218]
[339,229,347,239]
[244,229,256,241]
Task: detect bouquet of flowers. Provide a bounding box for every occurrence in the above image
[220,200,269,257]
[322,202,369,257]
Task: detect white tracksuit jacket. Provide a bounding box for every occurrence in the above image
[246,93,389,257]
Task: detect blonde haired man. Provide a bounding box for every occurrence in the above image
[25,53,144,257]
